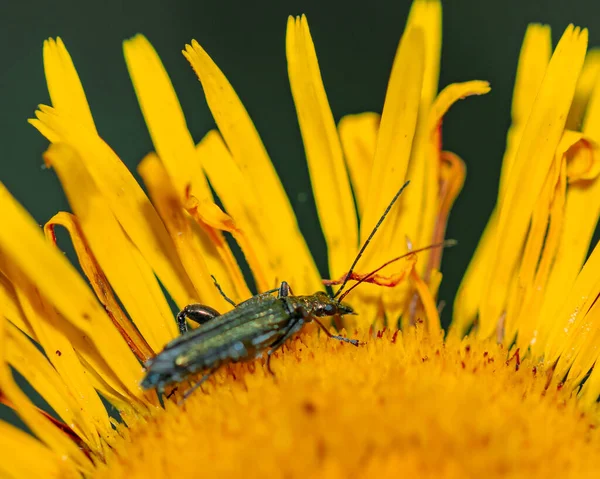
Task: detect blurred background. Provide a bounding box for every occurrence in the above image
[1,0,599,329]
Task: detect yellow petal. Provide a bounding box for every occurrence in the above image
[343,26,425,323]
[1,253,114,452]
[408,81,489,271]
[500,24,552,203]
[410,267,441,335]
[42,37,96,133]
[183,40,321,293]
[6,320,86,440]
[398,1,442,270]
[359,26,425,262]
[0,420,80,478]
[0,299,91,473]
[451,212,498,337]
[39,38,191,316]
[77,352,149,425]
[194,132,278,292]
[577,315,600,407]
[453,25,552,337]
[45,212,155,362]
[338,113,379,216]
[44,144,178,351]
[124,34,255,300]
[478,25,588,338]
[0,272,34,337]
[428,82,491,136]
[559,296,600,385]
[286,15,358,278]
[505,157,566,347]
[406,0,441,110]
[123,35,211,206]
[427,151,466,273]
[544,240,600,364]
[30,106,197,311]
[139,151,249,308]
[566,48,600,130]
[184,198,253,300]
[0,181,144,398]
[531,81,600,356]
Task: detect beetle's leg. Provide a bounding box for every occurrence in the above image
[312,317,360,346]
[277,281,294,298]
[265,317,304,376]
[176,304,221,334]
[166,387,178,399]
[211,275,237,307]
[155,384,167,407]
[178,366,220,405]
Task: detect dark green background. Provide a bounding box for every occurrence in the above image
[1,0,600,327]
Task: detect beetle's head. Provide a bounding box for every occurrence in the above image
[310,291,355,317]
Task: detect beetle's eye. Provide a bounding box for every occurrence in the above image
[324,304,335,315]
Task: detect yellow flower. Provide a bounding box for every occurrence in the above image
[1,0,600,477]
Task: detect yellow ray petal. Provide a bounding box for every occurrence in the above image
[500,25,552,202]
[5,320,86,441]
[182,39,321,294]
[123,34,210,204]
[410,267,441,335]
[566,48,600,131]
[0,181,144,397]
[532,86,600,356]
[544,240,600,364]
[341,26,425,323]
[426,151,466,274]
[552,295,600,387]
[45,212,155,362]
[428,82,492,135]
[398,1,442,272]
[451,211,498,337]
[478,25,588,338]
[286,15,358,279]
[0,271,34,337]
[505,156,566,347]
[401,81,489,274]
[44,144,178,351]
[42,37,96,133]
[359,26,425,261]
[407,0,441,109]
[30,107,197,310]
[0,421,80,479]
[338,113,379,216]
[184,198,252,300]
[558,296,600,385]
[123,35,253,297]
[194,132,278,292]
[1,254,114,452]
[453,26,551,337]
[0,300,91,473]
[77,351,149,425]
[579,316,600,408]
[139,151,249,308]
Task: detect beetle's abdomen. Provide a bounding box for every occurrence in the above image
[141,296,296,390]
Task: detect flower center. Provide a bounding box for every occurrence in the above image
[94,328,600,478]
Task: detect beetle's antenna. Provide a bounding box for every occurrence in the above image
[333,181,410,300]
[337,239,457,302]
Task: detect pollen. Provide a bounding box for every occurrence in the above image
[94,328,600,479]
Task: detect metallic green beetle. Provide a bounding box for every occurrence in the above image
[141,181,450,402]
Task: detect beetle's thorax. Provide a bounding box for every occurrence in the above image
[283,291,354,318]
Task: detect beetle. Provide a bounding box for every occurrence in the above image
[141,181,452,402]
